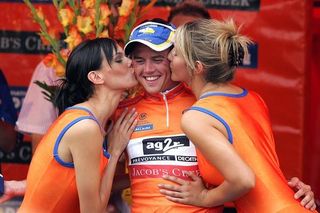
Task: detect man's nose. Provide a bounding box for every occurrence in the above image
[144,60,155,72]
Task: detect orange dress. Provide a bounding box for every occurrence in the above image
[190,89,315,213]
[18,107,109,213]
[117,84,223,213]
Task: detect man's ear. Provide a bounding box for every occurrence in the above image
[194,61,204,75]
[87,71,104,84]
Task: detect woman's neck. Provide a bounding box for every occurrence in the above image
[189,76,208,99]
[192,82,242,100]
[79,90,122,130]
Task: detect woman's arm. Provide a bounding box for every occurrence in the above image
[159,172,317,210]
[159,110,255,207]
[0,180,26,203]
[69,108,137,213]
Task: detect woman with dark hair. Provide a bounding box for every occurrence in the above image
[18,38,138,213]
[158,19,317,212]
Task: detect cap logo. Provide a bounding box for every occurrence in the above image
[124,21,176,55]
[139,27,155,34]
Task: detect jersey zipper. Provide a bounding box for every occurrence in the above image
[161,93,169,128]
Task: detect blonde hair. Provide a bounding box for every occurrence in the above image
[175,19,252,83]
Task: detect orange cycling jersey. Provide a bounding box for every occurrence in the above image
[117,83,223,213]
[19,107,109,213]
[189,89,315,213]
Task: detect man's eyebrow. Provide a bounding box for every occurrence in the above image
[152,55,166,59]
[132,55,144,59]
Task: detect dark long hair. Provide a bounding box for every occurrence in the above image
[54,38,118,114]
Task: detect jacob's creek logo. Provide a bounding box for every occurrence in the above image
[143,136,189,154]
[0,31,65,54]
[130,165,200,180]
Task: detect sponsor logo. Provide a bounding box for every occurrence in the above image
[138,112,147,120]
[131,155,197,164]
[139,0,260,10]
[129,165,200,180]
[139,27,155,34]
[135,124,153,132]
[131,155,175,164]
[0,31,65,54]
[177,155,197,162]
[143,136,189,154]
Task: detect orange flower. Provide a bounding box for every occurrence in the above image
[43,53,57,68]
[35,7,44,20]
[113,16,127,40]
[119,0,135,17]
[59,8,74,27]
[55,62,66,77]
[99,4,111,25]
[54,49,70,77]
[83,0,95,9]
[98,30,109,38]
[39,28,60,45]
[76,15,94,34]
[64,26,82,49]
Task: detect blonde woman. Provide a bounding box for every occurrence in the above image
[158,19,317,212]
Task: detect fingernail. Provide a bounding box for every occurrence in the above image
[162,175,168,178]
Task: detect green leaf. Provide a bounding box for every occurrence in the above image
[33,80,58,105]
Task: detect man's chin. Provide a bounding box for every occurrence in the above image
[144,87,161,94]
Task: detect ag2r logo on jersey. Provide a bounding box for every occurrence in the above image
[143,136,189,154]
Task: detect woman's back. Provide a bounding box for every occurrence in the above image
[191,89,311,213]
[19,108,108,213]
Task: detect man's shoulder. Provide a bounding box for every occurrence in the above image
[118,95,144,109]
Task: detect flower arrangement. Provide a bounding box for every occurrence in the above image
[23,0,156,101]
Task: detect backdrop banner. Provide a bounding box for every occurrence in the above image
[0,0,318,198]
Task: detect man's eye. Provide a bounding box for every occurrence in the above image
[154,58,164,63]
[134,59,144,64]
